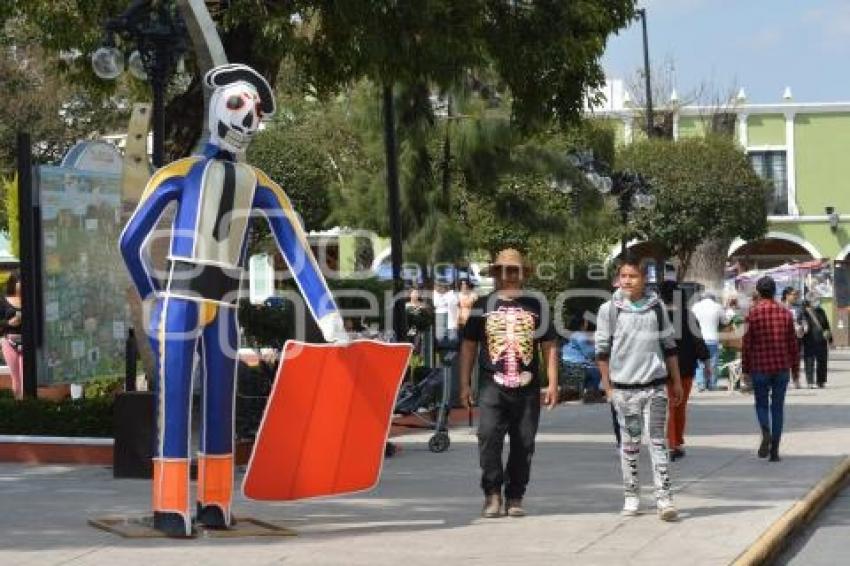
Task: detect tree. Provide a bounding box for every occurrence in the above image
[623,56,743,139]
[7,0,638,154]
[457,118,620,300]
[314,78,622,289]
[297,1,635,126]
[247,125,334,232]
[0,18,131,217]
[3,1,305,160]
[617,136,769,289]
[2,175,18,255]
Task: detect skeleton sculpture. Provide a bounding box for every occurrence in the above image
[120,64,347,537]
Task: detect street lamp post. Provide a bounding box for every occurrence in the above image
[612,171,655,258]
[567,151,655,260]
[635,8,653,137]
[382,86,406,343]
[91,0,189,168]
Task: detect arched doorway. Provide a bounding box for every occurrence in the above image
[728,232,820,273]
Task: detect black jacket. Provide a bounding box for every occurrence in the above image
[801,305,831,355]
[667,305,710,377]
[0,296,20,337]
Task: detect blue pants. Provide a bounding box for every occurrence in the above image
[696,341,719,390]
[752,371,790,443]
[149,297,238,460]
[584,365,602,391]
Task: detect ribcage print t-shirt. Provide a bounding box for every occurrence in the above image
[462,292,556,390]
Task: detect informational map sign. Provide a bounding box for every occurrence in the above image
[37,165,130,384]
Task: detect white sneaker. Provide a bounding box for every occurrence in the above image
[657,498,678,522]
[621,495,640,516]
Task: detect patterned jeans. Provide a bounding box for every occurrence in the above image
[612,384,672,502]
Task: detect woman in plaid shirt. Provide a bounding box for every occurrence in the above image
[742,276,800,462]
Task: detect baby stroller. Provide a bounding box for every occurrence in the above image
[394,350,455,453]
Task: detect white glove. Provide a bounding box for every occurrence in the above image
[317,312,350,344]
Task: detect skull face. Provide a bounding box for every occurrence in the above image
[208,81,265,154]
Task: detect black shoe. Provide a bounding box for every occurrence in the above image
[758,428,771,459]
[769,438,781,462]
[196,504,233,530]
[153,511,194,538]
[817,382,826,389]
[669,448,686,461]
[385,442,398,458]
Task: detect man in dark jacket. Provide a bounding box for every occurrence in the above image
[660,282,710,461]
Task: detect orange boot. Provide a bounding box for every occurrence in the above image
[152,458,193,537]
[196,453,235,529]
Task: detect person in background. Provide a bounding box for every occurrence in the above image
[723,294,743,328]
[660,281,710,461]
[718,293,747,391]
[800,292,832,389]
[405,287,433,355]
[781,287,803,322]
[0,272,23,400]
[433,280,459,342]
[691,291,724,392]
[781,287,806,389]
[457,278,479,329]
[561,316,604,402]
[742,276,799,462]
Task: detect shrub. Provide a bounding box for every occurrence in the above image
[0,397,113,437]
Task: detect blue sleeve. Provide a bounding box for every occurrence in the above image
[577,334,596,361]
[119,178,182,300]
[252,182,338,322]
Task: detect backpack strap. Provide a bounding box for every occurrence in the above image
[609,300,618,345]
[653,302,665,347]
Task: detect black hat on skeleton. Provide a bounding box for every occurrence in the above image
[204,63,276,116]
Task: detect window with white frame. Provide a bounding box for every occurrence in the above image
[748,150,788,215]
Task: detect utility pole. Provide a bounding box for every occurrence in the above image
[636,8,653,137]
[382,86,406,341]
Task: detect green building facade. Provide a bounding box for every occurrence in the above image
[595,94,850,344]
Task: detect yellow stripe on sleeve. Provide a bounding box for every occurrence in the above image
[139,157,201,203]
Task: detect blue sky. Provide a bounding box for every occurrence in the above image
[602,0,850,104]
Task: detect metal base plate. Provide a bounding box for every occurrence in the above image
[88,516,298,539]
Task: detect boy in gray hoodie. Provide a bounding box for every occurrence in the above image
[596,255,684,521]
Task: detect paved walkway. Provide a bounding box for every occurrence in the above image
[4,360,850,566]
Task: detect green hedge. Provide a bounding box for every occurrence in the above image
[0,396,113,437]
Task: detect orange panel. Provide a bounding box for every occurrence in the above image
[197,454,234,509]
[243,340,411,501]
[152,458,190,513]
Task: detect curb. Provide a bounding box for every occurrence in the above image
[731,456,850,566]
